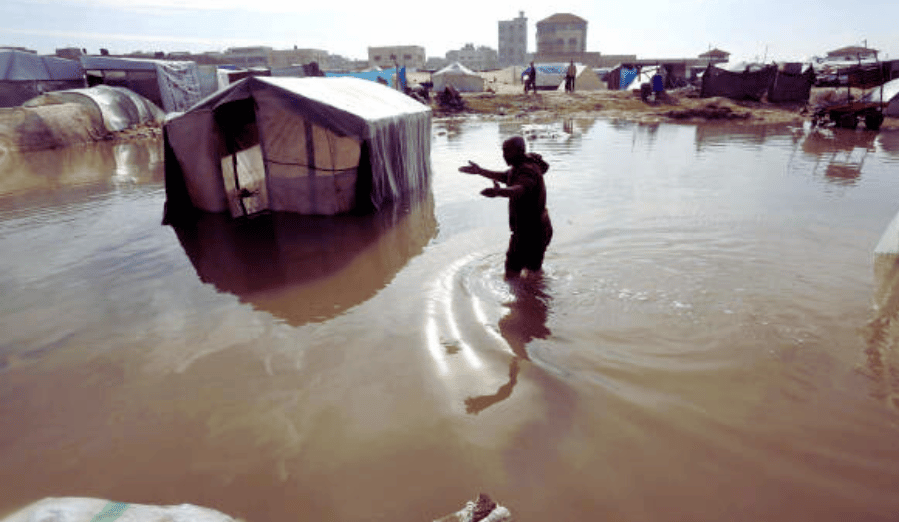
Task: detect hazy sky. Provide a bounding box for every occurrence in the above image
[2,0,897,63]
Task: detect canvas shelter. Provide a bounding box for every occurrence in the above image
[80,56,202,113]
[539,63,603,91]
[24,85,165,132]
[863,77,899,117]
[605,64,640,90]
[431,62,484,92]
[162,76,431,223]
[700,64,777,101]
[0,50,85,108]
[767,65,815,103]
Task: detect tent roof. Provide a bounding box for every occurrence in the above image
[176,75,429,139]
[0,50,83,81]
[433,62,479,76]
[863,77,899,103]
[80,55,193,71]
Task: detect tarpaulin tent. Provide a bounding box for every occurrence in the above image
[700,64,777,101]
[80,56,202,113]
[431,62,484,93]
[24,85,164,132]
[326,68,398,84]
[605,64,640,90]
[863,77,899,117]
[0,50,85,108]
[768,66,816,103]
[529,63,603,91]
[163,76,431,223]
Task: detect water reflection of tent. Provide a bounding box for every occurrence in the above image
[0,49,86,108]
[162,76,431,223]
[801,129,876,184]
[431,62,484,92]
[173,194,437,326]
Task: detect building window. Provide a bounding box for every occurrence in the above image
[374,55,381,61]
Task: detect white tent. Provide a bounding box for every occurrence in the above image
[432,62,484,92]
[863,77,899,117]
[554,64,603,91]
[163,76,431,222]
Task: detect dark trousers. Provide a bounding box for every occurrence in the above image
[505,212,553,275]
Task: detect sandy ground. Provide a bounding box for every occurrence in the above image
[409,70,899,129]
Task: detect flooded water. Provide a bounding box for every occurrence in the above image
[2,120,899,522]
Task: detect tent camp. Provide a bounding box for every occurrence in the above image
[162,76,431,223]
[863,77,899,117]
[431,63,484,93]
[80,56,202,113]
[605,64,641,90]
[24,85,165,133]
[0,50,85,108]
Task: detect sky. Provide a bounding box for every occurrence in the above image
[2,0,898,64]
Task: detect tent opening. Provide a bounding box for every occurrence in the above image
[214,98,268,217]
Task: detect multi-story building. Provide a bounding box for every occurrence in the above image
[368,46,426,70]
[536,13,587,55]
[446,43,498,71]
[498,11,528,67]
[825,45,879,62]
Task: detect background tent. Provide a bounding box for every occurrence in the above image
[0,50,85,108]
[80,56,202,113]
[531,63,603,91]
[163,76,431,223]
[700,64,777,101]
[863,77,899,117]
[431,63,484,93]
[768,66,815,103]
[605,64,640,90]
[24,85,165,132]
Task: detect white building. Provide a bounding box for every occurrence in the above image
[368,46,426,70]
[498,11,528,67]
[446,44,498,72]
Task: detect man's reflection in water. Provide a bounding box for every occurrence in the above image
[465,274,551,414]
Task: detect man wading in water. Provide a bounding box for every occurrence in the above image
[459,136,553,279]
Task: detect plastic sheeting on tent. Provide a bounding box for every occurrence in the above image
[863,78,899,117]
[24,85,165,132]
[700,64,777,101]
[432,62,484,92]
[0,498,238,522]
[326,68,398,84]
[80,56,202,113]
[0,50,85,107]
[163,76,431,223]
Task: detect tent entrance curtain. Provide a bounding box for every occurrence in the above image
[215,98,268,217]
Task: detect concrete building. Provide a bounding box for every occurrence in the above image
[446,43,498,72]
[222,46,272,68]
[826,45,879,62]
[698,48,731,64]
[498,11,528,67]
[536,13,587,55]
[270,48,329,68]
[55,47,83,61]
[368,46,426,70]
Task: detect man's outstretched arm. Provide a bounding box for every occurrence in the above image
[459,161,509,184]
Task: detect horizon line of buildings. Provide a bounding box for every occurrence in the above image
[3,10,885,74]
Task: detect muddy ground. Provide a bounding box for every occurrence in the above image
[431,87,899,129]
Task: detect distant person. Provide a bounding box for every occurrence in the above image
[522,62,537,94]
[459,136,552,278]
[565,60,577,92]
[651,71,665,101]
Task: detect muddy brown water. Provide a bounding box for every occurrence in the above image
[2,120,899,522]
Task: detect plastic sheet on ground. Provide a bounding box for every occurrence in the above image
[0,497,239,522]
